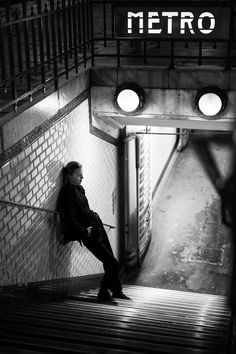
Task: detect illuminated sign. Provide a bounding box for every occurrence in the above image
[114,5,230,39]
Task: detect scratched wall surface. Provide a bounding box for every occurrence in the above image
[0,99,121,286]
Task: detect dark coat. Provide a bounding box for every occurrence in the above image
[58,182,103,244]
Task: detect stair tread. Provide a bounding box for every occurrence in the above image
[0,285,232,353]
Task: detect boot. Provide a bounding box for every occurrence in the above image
[97,288,113,301]
[112,291,131,300]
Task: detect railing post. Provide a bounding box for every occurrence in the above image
[81,0,87,68]
[72,0,79,73]
[44,3,51,70]
[30,6,38,75]
[77,0,82,53]
[68,0,73,58]
[85,0,90,49]
[56,1,63,64]
[111,1,114,38]
[143,39,147,65]
[6,1,17,111]
[117,39,120,67]
[62,0,69,79]
[15,9,23,80]
[198,40,202,66]
[22,1,32,101]
[50,0,58,90]
[37,0,46,93]
[103,0,107,47]
[0,17,6,93]
[89,0,94,66]
[169,40,175,70]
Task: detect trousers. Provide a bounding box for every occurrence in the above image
[81,220,122,294]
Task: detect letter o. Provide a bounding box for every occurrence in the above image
[198,12,215,34]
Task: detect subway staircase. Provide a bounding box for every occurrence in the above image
[0,284,233,354]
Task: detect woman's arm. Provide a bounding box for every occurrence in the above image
[63,188,88,238]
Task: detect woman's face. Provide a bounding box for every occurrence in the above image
[69,168,83,185]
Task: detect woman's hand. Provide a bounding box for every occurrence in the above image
[86,226,93,237]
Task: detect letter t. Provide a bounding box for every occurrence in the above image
[162,12,178,34]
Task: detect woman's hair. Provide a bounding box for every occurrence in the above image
[62,161,82,185]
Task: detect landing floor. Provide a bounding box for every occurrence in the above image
[126,134,233,296]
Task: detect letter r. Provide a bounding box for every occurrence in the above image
[180,12,195,34]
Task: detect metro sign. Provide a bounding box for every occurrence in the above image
[114,5,230,39]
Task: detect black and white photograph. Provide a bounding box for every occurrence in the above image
[0,1,236,353]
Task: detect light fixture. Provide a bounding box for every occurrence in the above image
[114,83,145,114]
[195,86,227,118]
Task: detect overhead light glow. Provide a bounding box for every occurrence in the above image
[198,93,223,116]
[117,89,140,113]
[195,86,227,118]
[114,84,145,114]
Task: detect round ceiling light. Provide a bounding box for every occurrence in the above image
[195,86,227,118]
[114,84,145,114]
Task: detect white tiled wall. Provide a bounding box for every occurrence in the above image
[0,99,121,286]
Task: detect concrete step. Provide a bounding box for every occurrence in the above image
[0,284,232,353]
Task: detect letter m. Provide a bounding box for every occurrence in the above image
[127,12,144,34]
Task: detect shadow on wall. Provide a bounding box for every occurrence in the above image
[47,162,74,281]
[13,162,74,285]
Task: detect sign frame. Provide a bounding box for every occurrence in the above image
[112,1,232,40]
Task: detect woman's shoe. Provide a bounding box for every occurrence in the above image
[112,291,131,300]
[97,288,113,301]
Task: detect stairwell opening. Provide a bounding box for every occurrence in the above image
[124,127,234,298]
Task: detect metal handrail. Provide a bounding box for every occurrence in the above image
[0,198,60,214]
[0,199,115,229]
[0,0,92,113]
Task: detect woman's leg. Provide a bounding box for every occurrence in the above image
[82,236,122,294]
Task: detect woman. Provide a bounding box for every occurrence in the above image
[59,161,130,301]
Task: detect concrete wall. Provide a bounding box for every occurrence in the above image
[91,67,236,91]
[0,80,121,286]
[150,127,177,194]
[0,70,90,153]
[91,67,236,131]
